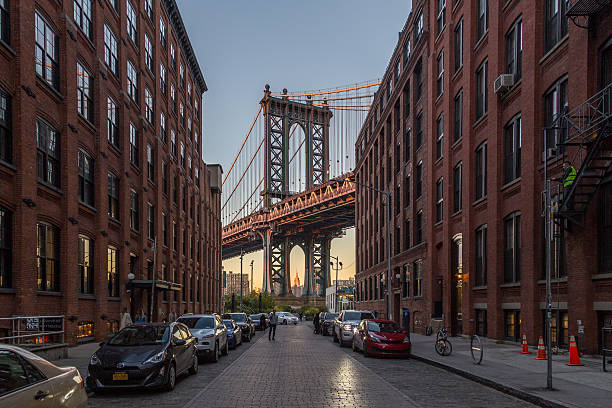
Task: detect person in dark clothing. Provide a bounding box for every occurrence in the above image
[313,312,320,334]
[269,310,278,341]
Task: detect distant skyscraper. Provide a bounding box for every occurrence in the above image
[292,274,302,297]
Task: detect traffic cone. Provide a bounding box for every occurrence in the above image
[566,335,583,366]
[534,336,547,360]
[520,334,531,354]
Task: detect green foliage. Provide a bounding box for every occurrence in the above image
[224,291,276,313]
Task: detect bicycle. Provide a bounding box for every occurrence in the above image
[434,326,452,356]
[470,334,483,364]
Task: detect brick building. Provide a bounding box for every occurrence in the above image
[0,0,223,344]
[354,0,612,354]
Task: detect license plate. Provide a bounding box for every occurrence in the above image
[113,372,128,381]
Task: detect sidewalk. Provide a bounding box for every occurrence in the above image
[410,333,611,408]
[51,341,99,378]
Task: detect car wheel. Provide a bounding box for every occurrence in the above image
[164,364,176,391]
[283,319,287,325]
[333,330,339,343]
[189,355,198,375]
[221,339,229,356]
[211,342,219,363]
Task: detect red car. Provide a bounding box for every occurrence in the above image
[352,319,411,357]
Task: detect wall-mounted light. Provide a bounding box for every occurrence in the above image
[22,198,36,208]
[68,217,78,225]
[124,241,130,246]
[100,314,108,321]
[101,230,108,237]
[67,316,77,323]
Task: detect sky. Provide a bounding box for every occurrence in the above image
[179,0,412,290]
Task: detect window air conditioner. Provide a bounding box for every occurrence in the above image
[494,74,515,94]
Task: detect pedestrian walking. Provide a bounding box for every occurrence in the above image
[120,307,133,329]
[135,310,146,323]
[562,161,577,188]
[313,312,320,334]
[269,310,278,341]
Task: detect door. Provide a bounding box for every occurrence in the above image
[0,350,56,407]
[402,309,410,332]
[171,326,188,372]
[393,293,401,325]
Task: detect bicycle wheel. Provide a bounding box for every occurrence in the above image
[471,335,483,364]
[435,339,450,356]
[443,340,452,356]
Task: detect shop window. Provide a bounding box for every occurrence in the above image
[504,310,520,342]
[77,321,94,340]
[476,309,487,337]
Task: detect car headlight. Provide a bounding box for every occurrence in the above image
[343,324,352,331]
[89,353,101,366]
[368,335,381,343]
[203,333,215,338]
[403,335,410,343]
[144,350,167,365]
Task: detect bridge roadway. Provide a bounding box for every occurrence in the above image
[83,324,536,407]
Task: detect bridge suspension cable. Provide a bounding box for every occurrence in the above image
[222,106,262,187]
[270,81,381,98]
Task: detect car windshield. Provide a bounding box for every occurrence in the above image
[250,315,260,320]
[229,314,246,323]
[108,326,169,346]
[343,312,374,321]
[223,320,234,329]
[367,322,401,333]
[325,313,338,320]
[177,316,215,329]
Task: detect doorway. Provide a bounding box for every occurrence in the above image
[394,293,401,324]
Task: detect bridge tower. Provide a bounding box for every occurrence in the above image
[260,85,333,296]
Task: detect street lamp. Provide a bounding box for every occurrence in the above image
[330,256,343,313]
[333,177,393,321]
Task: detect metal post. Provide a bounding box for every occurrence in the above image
[250,260,254,293]
[150,238,157,323]
[545,179,553,390]
[335,261,338,313]
[385,191,393,321]
[240,250,244,309]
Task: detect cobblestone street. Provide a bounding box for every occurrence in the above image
[76,323,537,407]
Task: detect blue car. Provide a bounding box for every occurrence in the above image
[223,319,243,349]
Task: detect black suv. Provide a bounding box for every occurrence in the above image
[319,312,338,336]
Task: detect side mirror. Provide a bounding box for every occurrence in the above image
[99,341,105,348]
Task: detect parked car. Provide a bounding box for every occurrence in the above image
[333,310,375,347]
[277,312,299,325]
[249,314,268,331]
[177,314,228,363]
[223,319,243,349]
[0,345,87,407]
[222,313,255,341]
[319,312,338,336]
[352,319,411,357]
[87,322,198,392]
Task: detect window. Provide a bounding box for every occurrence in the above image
[170,43,176,70]
[415,111,423,148]
[404,175,410,208]
[601,183,612,272]
[0,0,9,45]
[180,102,185,127]
[437,0,446,34]
[416,161,422,199]
[162,212,168,246]
[160,17,167,49]
[454,18,463,72]
[415,60,423,101]
[545,0,568,52]
[504,115,522,183]
[145,88,153,124]
[160,63,167,96]
[436,114,443,159]
[105,97,119,149]
[476,309,487,337]
[74,0,92,39]
[475,225,487,286]
[77,150,94,206]
[403,37,411,63]
[180,64,185,88]
[477,0,489,40]
[126,1,138,45]
[145,0,153,20]
[127,123,139,167]
[188,82,193,105]
[130,189,139,231]
[504,212,521,283]
[413,260,423,297]
[171,129,176,156]
[35,12,59,90]
[127,61,138,103]
[188,156,192,179]
[172,174,178,204]
[161,161,168,195]
[36,118,60,187]
[108,172,119,219]
[37,222,59,291]
[544,77,568,158]
[173,221,177,251]
[415,210,423,244]
[403,130,411,163]
[0,207,11,288]
[504,310,520,342]
[180,142,185,167]
[108,0,118,11]
[0,88,11,163]
[146,144,154,181]
[107,246,119,297]
[436,178,443,223]
[78,235,93,294]
[437,51,444,97]
[195,167,200,187]
[414,8,423,43]
[602,39,612,89]
[144,34,153,72]
[453,162,462,213]
[506,18,522,81]
[182,184,187,212]
[76,62,93,122]
[475,141,487,200]
[147,202,155,239]
[104,25,118,75]
[170,83,176,112]
[476,59,488,119]
[454,90,463,143]
[182,228,186,255]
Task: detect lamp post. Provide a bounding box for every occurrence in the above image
[240,249,244,309]
[250,260,254,294]
[330,256,343,313]
[333,177,393,321]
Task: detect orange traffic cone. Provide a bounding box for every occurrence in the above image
[535,336,547,360]
[566,335,583,366]
[520,334,531,354]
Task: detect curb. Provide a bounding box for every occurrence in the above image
[410,353,569,408]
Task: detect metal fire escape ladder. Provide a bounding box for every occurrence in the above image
[555,82,612,222]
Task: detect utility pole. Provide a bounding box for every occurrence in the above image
[250,260,254,294]
[240,249,244,309]
[149,237,157,323]
[543,129,553,390]
[330,256,343,313]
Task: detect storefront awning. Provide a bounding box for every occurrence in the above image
[127,280,182,291]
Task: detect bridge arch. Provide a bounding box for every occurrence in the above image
[288,122,307,195]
